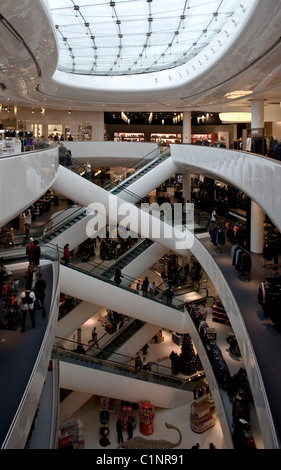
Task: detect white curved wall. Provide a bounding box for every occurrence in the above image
[65,141,159,166]
[0,147,58,227]
[3,260,60,449]
[59,361,191,410]
[171,144,281,233]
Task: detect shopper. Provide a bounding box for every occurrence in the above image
[58,142,68,165]
[142,356,151,371]
[165,286,174,306]
[63,244,70,265]
[84,161,92,180]
[65,150,72,170]
[141,276,150,297]
[31,240,41,266]
[116,419,124,444]
[75,343,86,354]
[35,272,47,317]
[20,286,36,332]
[127,416,133,440]
[26,237,35,264]
[141,343,149,355]
[88,326,99,347]
[150,281,160,296]
[191,442,200,450]
[114,265,123,285]
[134,354,142,373]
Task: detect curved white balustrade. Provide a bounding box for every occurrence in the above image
[0,147,58,227]
[171,144,281,233]
[1,143,280,447]
[53,166,277,448]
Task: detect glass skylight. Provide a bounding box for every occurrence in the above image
[45,0,248,76]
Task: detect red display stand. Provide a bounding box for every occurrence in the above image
[139,401,155,436]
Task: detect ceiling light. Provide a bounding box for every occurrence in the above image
[224,90,252,99]
[219,112,251,122]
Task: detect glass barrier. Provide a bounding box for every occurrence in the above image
[55,336,204,391]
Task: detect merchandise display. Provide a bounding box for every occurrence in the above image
[58,419,84,449]
[190,393,217,434]
[138,401,155,436]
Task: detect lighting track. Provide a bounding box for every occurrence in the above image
[0,14,42,78]
[182,36,281,101]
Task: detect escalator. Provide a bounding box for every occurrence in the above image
[107,148,170,196]
[55,337,204,409]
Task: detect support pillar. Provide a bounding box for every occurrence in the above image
[182,172,192,204]
[250,100,265,253]
[182,112,192,206]
[182,111,192,144]
[250,200,265,254]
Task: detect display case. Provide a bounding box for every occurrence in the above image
[150,133,182,145]
[114,132,145,142]
[191,133,217,144]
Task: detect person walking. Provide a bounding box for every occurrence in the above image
[88,326,99,347]
[20,286,36,332]
[35,272,47,317]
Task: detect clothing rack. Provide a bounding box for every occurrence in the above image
[231,244,252,281]
[209,224,225,250]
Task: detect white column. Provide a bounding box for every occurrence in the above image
[182,111,192,143]
[250,200,264,254]
[251,99,265,129]
[182,112,192,205]
[93,111,104,141]
[182,172,192,203]
[250,100,265,254]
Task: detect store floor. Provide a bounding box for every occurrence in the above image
[60,264,253,450]
[62,327,226,450]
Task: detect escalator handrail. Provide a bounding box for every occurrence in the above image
[55,337,204,389]
[43,243,188,312]
[102,147,170,192]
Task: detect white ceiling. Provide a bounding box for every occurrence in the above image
[0,0,281,121]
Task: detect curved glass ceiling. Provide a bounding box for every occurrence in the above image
[46,0,246,77]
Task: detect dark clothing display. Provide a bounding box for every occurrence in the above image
[258,278,281,327]
[231,245,251,273]
[272,142,281,161]
[209,225,225,247]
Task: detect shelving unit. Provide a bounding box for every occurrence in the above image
[114,132,145,142]
[191,133,217,144]
[150,133,182,145]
